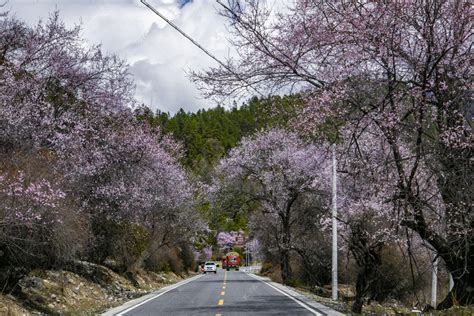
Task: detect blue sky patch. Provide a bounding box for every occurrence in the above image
[177,0,193,8]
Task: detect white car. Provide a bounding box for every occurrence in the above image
[203,262,217,274]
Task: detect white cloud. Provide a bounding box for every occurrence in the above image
[6,0,232,113]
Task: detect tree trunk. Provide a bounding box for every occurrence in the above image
[398,178,473,310]
[402,210,474,310]
[352,271,367,314]
[348,220,382,314]
[437,255,474,309]
[280,250,292,284]
[279,203,294,285]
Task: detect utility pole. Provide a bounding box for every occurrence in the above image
[431,257,438,307]
[246,242,250,267]
[247,243,250,267]
[331,143,338,300]
[245,243,248,267]
[248,243,251,267]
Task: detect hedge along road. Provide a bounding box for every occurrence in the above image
[103,270,345,316]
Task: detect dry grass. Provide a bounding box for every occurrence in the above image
[1,265,192,315]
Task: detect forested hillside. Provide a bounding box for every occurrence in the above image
[133,96,302,233]
[135,95,302,173]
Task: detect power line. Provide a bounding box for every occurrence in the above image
[215,0,325,88]
[140,0,263,97]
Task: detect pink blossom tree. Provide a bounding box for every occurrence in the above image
[0,12,199,270]
[217,231,237,249]
[195,0,472,308]
[214,128,330,283]
[335,130,407,312]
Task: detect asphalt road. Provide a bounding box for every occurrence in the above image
[114,270,319,316]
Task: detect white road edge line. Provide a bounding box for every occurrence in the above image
[115,274,203,316]
[246,273,322,316]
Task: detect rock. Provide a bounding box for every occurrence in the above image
[31,294,46,304]
[51,294,57,299]
[20,276,44,290]
[125,271,140,288]
[422,304,434,312]
[311,285,332,298]
[103,258,122,272]
[50,271,60,279]
[64,260,114,286]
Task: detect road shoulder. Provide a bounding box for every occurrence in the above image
[101,274,203,316]
[247,273,346,316]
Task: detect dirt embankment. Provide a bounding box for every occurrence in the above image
[0,261,191,315]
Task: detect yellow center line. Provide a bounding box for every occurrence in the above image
[216,314,222,316]
[217,270,227,307]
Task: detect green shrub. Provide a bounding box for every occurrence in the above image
[88,219,151,272]
[145,247,184,274]
[260,262,274,274]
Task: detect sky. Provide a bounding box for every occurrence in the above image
[6,0,235,114]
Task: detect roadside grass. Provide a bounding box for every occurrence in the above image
[0,263,196,315]
[256,268,473,316]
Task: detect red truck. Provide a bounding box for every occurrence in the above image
[222,251,240,271]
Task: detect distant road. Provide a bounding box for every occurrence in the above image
[104,270,344,316]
